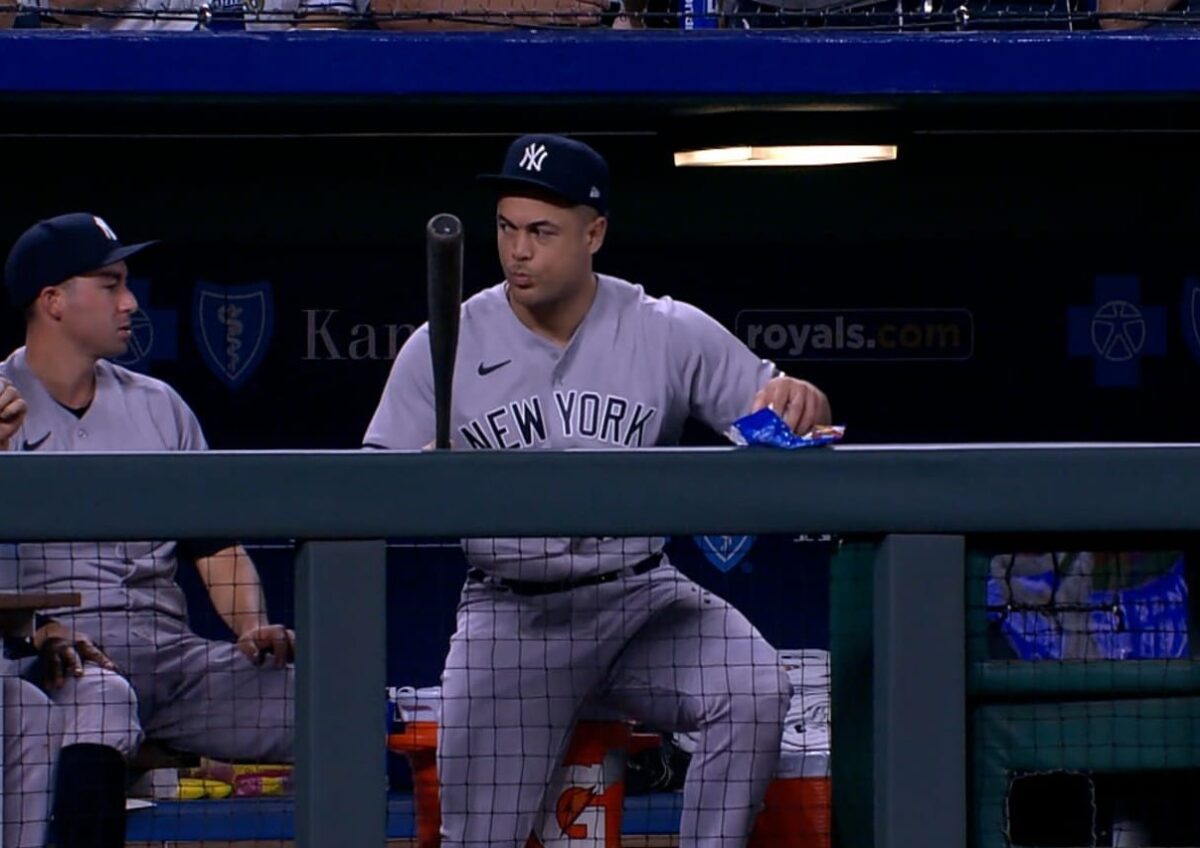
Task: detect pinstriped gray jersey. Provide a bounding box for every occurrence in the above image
[364,274,779,581]
[0,348,206,619]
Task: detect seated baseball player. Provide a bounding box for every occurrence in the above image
[0,575,140,848]
[2,358,140,848]
[365,134,830,848]
[0,214,295,787]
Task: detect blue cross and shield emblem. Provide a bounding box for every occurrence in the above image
[692,535,756,573]
[192,281,275,389]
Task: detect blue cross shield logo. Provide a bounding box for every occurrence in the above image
[192,281,275,389]
[693,535,755,572]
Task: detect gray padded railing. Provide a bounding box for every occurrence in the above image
[3,443,1198,848]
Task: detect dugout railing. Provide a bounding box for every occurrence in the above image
[2,443,1198,848]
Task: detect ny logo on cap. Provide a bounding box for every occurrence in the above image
[519,143,549,173]
[93,216,118,241]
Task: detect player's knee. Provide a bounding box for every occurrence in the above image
[243,688,295,762]
[260,727,294,763]
[94,669,142,756]
[737,663,791,730]
[698,663,789,733]
[66,668,143,756]
[88,667,138,711]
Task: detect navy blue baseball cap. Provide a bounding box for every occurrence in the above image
[4,213,158,307]
[479,134,610,216]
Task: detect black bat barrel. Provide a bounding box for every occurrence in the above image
[426,213,464,450]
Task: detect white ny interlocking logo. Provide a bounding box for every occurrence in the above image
[92,216,118,241]
[519,143,549,172]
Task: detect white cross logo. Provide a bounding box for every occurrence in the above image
[519,143,549,173]
[93,216,118,241]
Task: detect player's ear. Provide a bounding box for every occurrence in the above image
[37,285,66,322]
[585,214,607,255]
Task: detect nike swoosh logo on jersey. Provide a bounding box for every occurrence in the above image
[21,433,50,452]
[477,360,512,376]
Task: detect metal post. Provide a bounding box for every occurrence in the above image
[874,534,966,848]
[296,540,387,848]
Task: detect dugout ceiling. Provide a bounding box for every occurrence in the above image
[2,30,1200,448]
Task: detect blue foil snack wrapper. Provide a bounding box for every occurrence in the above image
[725,408,845,449]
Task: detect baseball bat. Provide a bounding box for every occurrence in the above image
[426,213,464,451]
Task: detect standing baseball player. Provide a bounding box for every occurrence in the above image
[0,213,295,785]
[365,134,831,848]
[2,372,141,848]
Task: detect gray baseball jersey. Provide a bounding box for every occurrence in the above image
[1,347,201,621]
[1,348,293,763]
[365,274,789,848]
[364,273,780,581]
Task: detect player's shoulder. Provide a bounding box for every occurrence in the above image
[98,360,194,413]
[598,274,709,327]
[0,347,44,397]
[461,281,509,322]
[0,347,30,382]
[389,284,503,365]
[396,282,507,341]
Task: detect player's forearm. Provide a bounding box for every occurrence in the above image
[196,545,270,637]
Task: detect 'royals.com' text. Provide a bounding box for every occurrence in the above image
[736,308,974,362]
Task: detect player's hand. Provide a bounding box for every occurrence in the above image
[751,377,831,436]
[0,378,27,451]
[33,622,118,690]
[237,624,296,668]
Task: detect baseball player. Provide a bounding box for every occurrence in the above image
[0,635,138,848]
[365,134,831,848]
[0,213,295,791]
[2,334,140,848]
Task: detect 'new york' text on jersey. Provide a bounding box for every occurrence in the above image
[364,274,780,580]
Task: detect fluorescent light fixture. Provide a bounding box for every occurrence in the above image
[673,145,898,167]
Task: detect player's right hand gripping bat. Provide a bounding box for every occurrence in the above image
[426,213,463,450]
